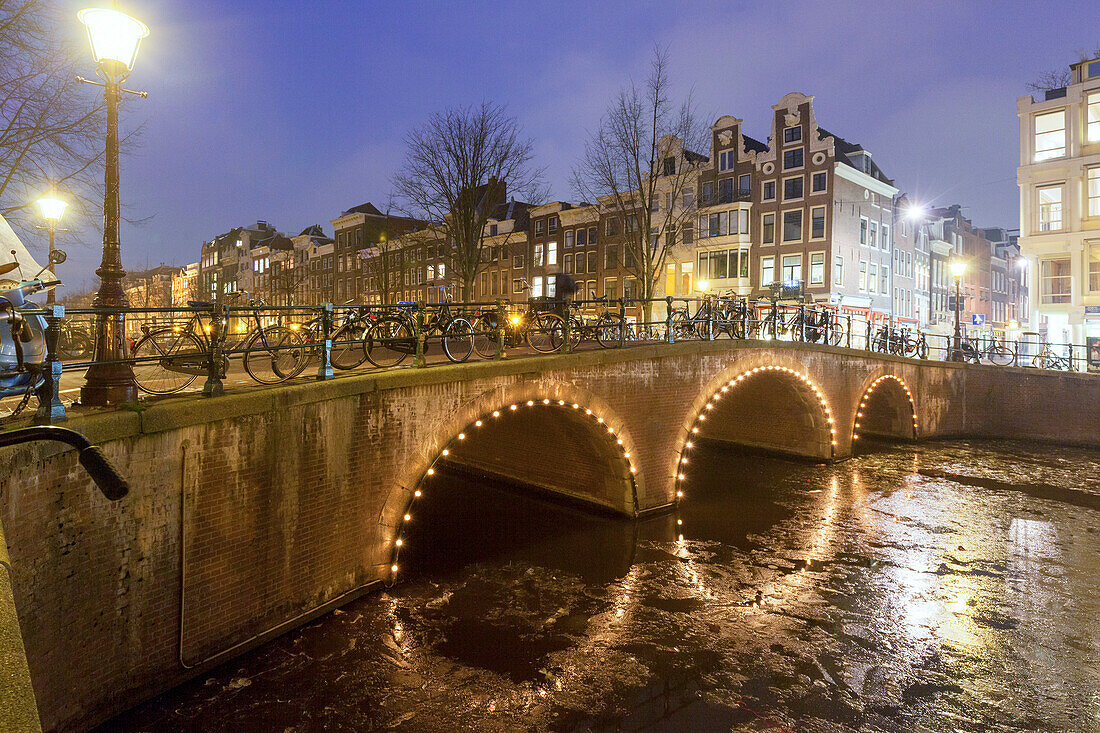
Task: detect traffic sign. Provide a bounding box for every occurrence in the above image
[971,314,986,326]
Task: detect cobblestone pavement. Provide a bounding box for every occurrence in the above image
[99,440,1100,732]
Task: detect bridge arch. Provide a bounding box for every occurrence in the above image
[851,374,918,445]
[674,362,838,500]
[379,384,641,582]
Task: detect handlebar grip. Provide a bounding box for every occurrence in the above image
[78,445,129,501]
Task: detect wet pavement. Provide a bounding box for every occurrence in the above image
[99,440,1100,732]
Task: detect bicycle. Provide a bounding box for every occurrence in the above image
[470,280,565,358]
[1031,343,1071,371]
[364,287,475,368]
[130,294,306,394]
[958,335,1014,366]
[571,296,627,349]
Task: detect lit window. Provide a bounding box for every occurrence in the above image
[1088,92,1100,142]
[781,254,802,284]
[761,256,775,286]
[1034,110,1066,161]
[1089,168,1100,217]
[1089,243,1100,292]
[547,240,557,265]
[859,261,867,291]
[834,256,843,286]
[1038,186,1063,231]
[810,252,824,285]
[1040,257,1071,303]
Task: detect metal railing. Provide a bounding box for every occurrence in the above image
[2,294,1094,425]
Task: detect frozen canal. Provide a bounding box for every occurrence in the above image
[99,440,1100,732]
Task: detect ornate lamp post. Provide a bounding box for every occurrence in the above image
[34,192,68,304]
[76,5,148,406]
[950,258,967,361]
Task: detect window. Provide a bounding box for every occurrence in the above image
[426,264,435,281]
[531,276,544,298]
[564,254,573,273]
[810,252,825,285]
[682,222,694,245]
[1034,110,1066,161]
[783,176,803,201]
[709,250,728,279]
[574,252,585,274]
[781,254,802,284]
[811,206,825,239]
[1038,186,1063,231]
[1089,168,1100,217]
[869,264,877,293]
[859,261,867,290]
[1040,257,1071,303]
[604,278,618,300]
[869,221,878,247]
[665,192,673,211]
[588,251,597,273]
[718,177,734,203]
[626,215,638,233]
[606,217,619,236]
[729,209,748,235]
[762,213,775,244]
[1089,93,1100,142]
[1089,243,1100,291]
[702,181,715,204]
[738,174,751,195]
[860,217,868,244]
[514,252,525,269]
[708,212,723,237]
[881,266,888,294]
[605,245,618,269]
[534,243,545,267]
[437,262,445,278]
[783,126,802,143]
[683,188,695,208]
[513,279,524,294]
[565,230,574,248]
[761,256,775,286]
[622,278,636,300]
[783,148,804,169]
[834,256,843,286]
[782,210,802,241]
[664,157,676,176]
[588,226,598,243]
[697,251,709,280]
[762,181,776,200]
[719,150,734,171]
[548,217,558,234]
[812,172,827,192]
[535,219,546,235]
[547,240,557,266]
[576,228,588,246]
[881,224,890,250]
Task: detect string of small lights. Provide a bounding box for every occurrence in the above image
[853,374,918,442]
[674,365,838,535]
[386,398,637,582]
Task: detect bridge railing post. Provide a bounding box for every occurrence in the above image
[618,298,626,348]
[846,314,852,349]
[665,297,674,343]
[316,302,334,380]
[771,301,778,340]
[798,303,806,342]
[202,303,226,397]
[495,299,507,360]
[865,318,872,353]
[34,304,67,424]
[414,301,426,368]
[563,297,572,353]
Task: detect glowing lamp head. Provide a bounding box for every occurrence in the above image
[509,314,522,325]
[949,259,967,279]
[35,193,68,225]
[77,7,149,78]
[904,204,927,222]
[695,279,709,293]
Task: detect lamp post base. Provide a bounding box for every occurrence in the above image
[80,364,138,406]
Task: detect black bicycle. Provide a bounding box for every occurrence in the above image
[364,288,475,367]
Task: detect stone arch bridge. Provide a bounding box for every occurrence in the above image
[2,339,1098,731]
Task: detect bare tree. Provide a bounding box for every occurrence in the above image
[359,229,433,304]
[571,47,706,321]
[392,103,544,300]
[1026,45,1100,92]
[0,0,114,233]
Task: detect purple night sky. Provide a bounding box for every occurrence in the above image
[37,0,1100,290]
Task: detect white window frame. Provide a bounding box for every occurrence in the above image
[782,175,804,202]
[1034,109,1066,161]
[761,256,775,286]
[1038,185,1064,232]
[810,206,826,240]
[1088,167,1100,218]
[809,252,825,285]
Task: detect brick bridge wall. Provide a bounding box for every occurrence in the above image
[1,340,1098,731]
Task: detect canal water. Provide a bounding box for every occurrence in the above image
[99,440,1100,732]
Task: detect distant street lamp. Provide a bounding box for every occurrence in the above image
[950,258,967,361]
[76,5,149,406]
[34,192,68,304]
[695,279,710,294]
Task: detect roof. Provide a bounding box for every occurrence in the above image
[683,149,709,164]
[342,202,383,217]
[817,128,894,185]
[743,135,769,154]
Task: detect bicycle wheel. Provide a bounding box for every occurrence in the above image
[131,329,203,394]
[442,318,474,363]
[987,343,1013,366]
[528,312,565,353]
[243,326,307,384]
[331,322,368,370]
[60,328,94,362]
[567,317,588,347]
[596,315,625,348]
[472,313,500,359]
[365,317,414,367]
[827,319,846,346]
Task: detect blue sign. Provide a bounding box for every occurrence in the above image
[1085,305,1100,315]
[971,314,986,326]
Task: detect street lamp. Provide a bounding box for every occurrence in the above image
[695,279,709,293]
[77,5,148,406]
[949,258,966,361]
[35,192,68,304]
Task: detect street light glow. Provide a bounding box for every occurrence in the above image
[35,193,68,224]
[904,204,927,222]
[949,259,966,279]
[77,7,149,77]
[695,279,709,293]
